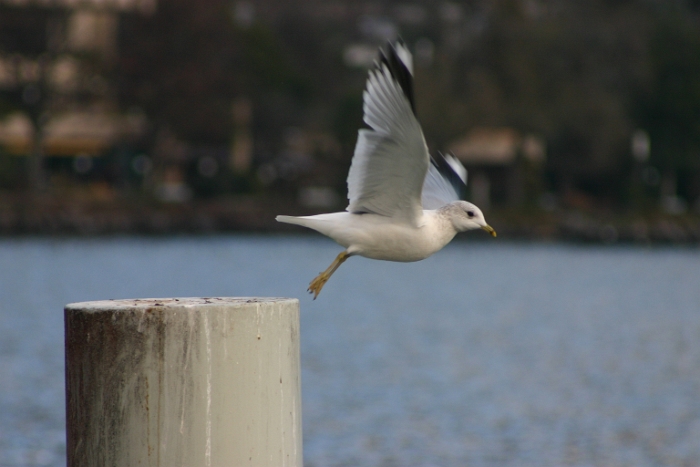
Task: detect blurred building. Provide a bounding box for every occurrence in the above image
[0,0,155,189]
[448,127,545,209]
[0,110,146,155]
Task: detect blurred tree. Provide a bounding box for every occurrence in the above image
[117,0,320,170]
[118,0,240,144]
[635,9,700,174]
[110,0,700,206]
[417,0,658,201]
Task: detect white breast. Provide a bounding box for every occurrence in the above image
[325,211,457,262]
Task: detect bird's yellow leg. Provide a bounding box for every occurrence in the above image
[308,250,350,299]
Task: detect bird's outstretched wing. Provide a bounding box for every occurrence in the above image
[346,40,429,226]
[421,152,468,209]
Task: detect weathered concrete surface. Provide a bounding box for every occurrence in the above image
[65,297,301,467]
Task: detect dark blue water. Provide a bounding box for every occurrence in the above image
[1,236,699,466]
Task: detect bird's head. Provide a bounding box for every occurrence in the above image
[444,201,497,236]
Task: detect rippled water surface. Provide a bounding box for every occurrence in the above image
[1,236,699,467]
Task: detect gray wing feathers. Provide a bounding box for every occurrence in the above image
[422,163,457,209]
[346,60,428,223]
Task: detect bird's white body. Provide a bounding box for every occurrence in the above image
[277,210,456,262]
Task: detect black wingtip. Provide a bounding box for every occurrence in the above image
[431,151,467,199]
[376,40,416,116]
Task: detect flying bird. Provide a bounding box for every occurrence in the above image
[277,40,496,299]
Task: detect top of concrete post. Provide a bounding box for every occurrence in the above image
[66,297,297,312]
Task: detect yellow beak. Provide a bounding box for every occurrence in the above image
[482,225,497,237]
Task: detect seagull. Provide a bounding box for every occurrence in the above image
[277,40,496,299]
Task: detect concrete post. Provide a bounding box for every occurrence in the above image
[65,297,302,467]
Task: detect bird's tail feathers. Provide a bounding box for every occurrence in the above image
[276,215,304,226]
[276,215,336,235]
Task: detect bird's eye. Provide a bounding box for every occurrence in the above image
[467,211,475,218]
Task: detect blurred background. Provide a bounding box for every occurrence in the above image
[2,2,700,467]
[0,0,699,240]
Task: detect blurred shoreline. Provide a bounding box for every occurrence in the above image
[1,193,699,245]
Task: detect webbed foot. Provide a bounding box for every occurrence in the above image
[308,272,330,299]
[306,250,350,300]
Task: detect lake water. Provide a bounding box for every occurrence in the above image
[1,236,699,467]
